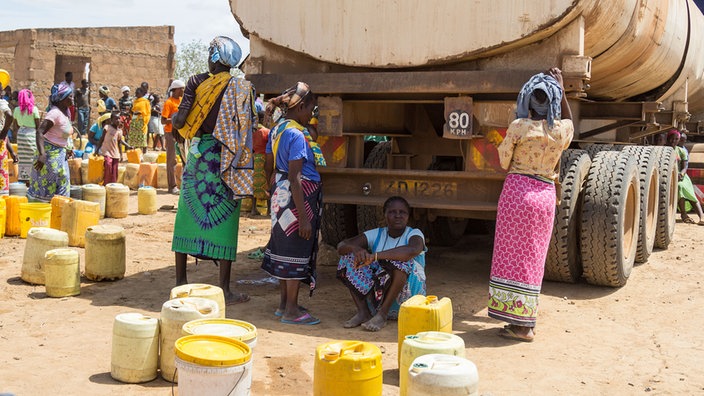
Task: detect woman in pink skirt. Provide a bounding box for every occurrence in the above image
[488,68,573,342]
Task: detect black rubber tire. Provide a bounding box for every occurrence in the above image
[580,151,640,287]
[356,142,392,232]
[621,146,659,263]
[651,146,678,249]
[320,203,358,247]
[544,149,591,283]
[584,143,614,159]
[428,217,468,247]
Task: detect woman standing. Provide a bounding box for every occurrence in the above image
[128,87,151,154]
[0,71,14,195]
[337,196,427,331]
[261,82,324,325]
[488,68,573,342]
[667,129,704,224]
[12,89,40,182]
[27,82,73,202]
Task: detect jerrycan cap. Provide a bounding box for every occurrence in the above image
[426,295,438,304]
[411,362,429,373]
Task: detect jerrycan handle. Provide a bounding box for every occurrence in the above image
[323,342,363,361]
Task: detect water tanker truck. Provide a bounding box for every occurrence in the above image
[231,0,704,287]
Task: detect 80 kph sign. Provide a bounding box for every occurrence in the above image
[443,97,473,139]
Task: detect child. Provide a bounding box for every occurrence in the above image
[96,112,132,184]
[149,94,164,151]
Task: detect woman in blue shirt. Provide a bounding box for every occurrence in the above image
[261,82,324,325]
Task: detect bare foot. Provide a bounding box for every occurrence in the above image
[343,312,372,328]
[361,313,388,332]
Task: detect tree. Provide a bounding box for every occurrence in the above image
[174,40,208,81]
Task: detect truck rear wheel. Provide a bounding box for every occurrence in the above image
[356,142,391,232]
[544,149,590,283]
[621,146,659,263]
[584,143,614,159]
[320,203,358,247]
[580,151,640,287]
[651,146,678,249]
[428,217,468,246]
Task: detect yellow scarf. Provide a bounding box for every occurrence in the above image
[271,119,326,169]
[178,71,231,139]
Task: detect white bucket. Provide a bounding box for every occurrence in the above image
[408,354,479,396]
[175,335,252,396]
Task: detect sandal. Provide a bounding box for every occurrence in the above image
[247,248,265,260]
[274,306,308,317]
[682,217,696,224]
[498,326,534,342]
[280,312,320,325]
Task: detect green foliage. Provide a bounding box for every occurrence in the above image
[174,40,208,81]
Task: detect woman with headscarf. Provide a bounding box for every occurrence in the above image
[11,89,40,183]
[171,35,256,305]
[27,82,74,202]
[488,68,573,342]
[667,129,704,224]
[97,85,117,115]
[127,86,151,154]
[261,82,324,325]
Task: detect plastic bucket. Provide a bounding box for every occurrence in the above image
[84,225,126,281]
[105,183,130,219]
[43,248,81,297]
[175,335,252,396]
[400,331,466,396]
[21,227,69,285]
[407,354,479,396]
[19,202,52,238]
[137,186,157,215]
[182,319,258,349]
[82,184,106,218]
[111,313,160,383]
[9,182,28,197]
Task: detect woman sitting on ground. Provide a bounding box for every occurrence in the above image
[336,196,427,332]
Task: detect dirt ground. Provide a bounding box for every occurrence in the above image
[1,190,703,396]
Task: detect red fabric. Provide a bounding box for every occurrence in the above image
[103,156,119,184]
[253,126,270,154]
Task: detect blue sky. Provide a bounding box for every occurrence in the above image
[2,0,249,54]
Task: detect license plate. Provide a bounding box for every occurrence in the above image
[382,179,457,199]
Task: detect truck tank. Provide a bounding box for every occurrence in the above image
[233,0,704,286]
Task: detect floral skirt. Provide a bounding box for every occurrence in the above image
[127,116,147,148]
[27,142,70,202]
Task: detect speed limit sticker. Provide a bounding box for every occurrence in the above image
[443,97,473,139]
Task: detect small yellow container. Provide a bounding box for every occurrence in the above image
[85,225,126,281]
[19,202,52,238]
[0,198,6,237]
[105,183,130,219]
[43,248,81,297]
[87,154,105,185]
[80,159,89,186]
[138,163,157,188]
[397,295,453,365]
[160,298,220,382]
[126,149,142,164]
[156,163,168,189]
[123,163,140,190]
[68,158,83,185]
[170,284,226,318]
[3,195,28,236]
[156,152,167,164]
[82,184,106,219]
[61,200,100,248]
[21,227,69,285]
[399,331,466,396]
[111,313,160,383]
[182,319,257,348]
[50,195,72,230]
[137,186,157,215]
[314,340,382,396]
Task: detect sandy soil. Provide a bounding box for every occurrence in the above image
[1,189,703,395]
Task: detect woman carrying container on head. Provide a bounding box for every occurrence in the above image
[261,82,325,325]
[27,82,74,202]
[488,68,573,342]
[337,196,427,332]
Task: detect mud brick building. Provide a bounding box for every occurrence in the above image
[0,26,175,112]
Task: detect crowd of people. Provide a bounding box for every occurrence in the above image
[1,35,701,340]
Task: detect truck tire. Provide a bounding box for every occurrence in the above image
[651,146,678,249]
[584,143,614,159]
[621,146,659,263]
[357,142,392,232]
[428,217,468,246]
[320,203,358,247]
[544,149,591,283]
[580,151,640,287]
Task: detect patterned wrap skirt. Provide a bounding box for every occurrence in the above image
[337,253,426,319]
[488,173,555,327]
[27,142,70,202]
[0,140,9,194]
[252,153,268,200]
[261,171,322,294]
[172,134,241,260]
[17,126,37,182]
[127,116,147,148]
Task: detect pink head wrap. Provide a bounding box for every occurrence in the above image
[18,89,34,115]
[667,129,681,139]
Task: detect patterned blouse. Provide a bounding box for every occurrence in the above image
[498,118,574,181]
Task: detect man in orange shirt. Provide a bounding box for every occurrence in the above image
[161,79,185,194]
